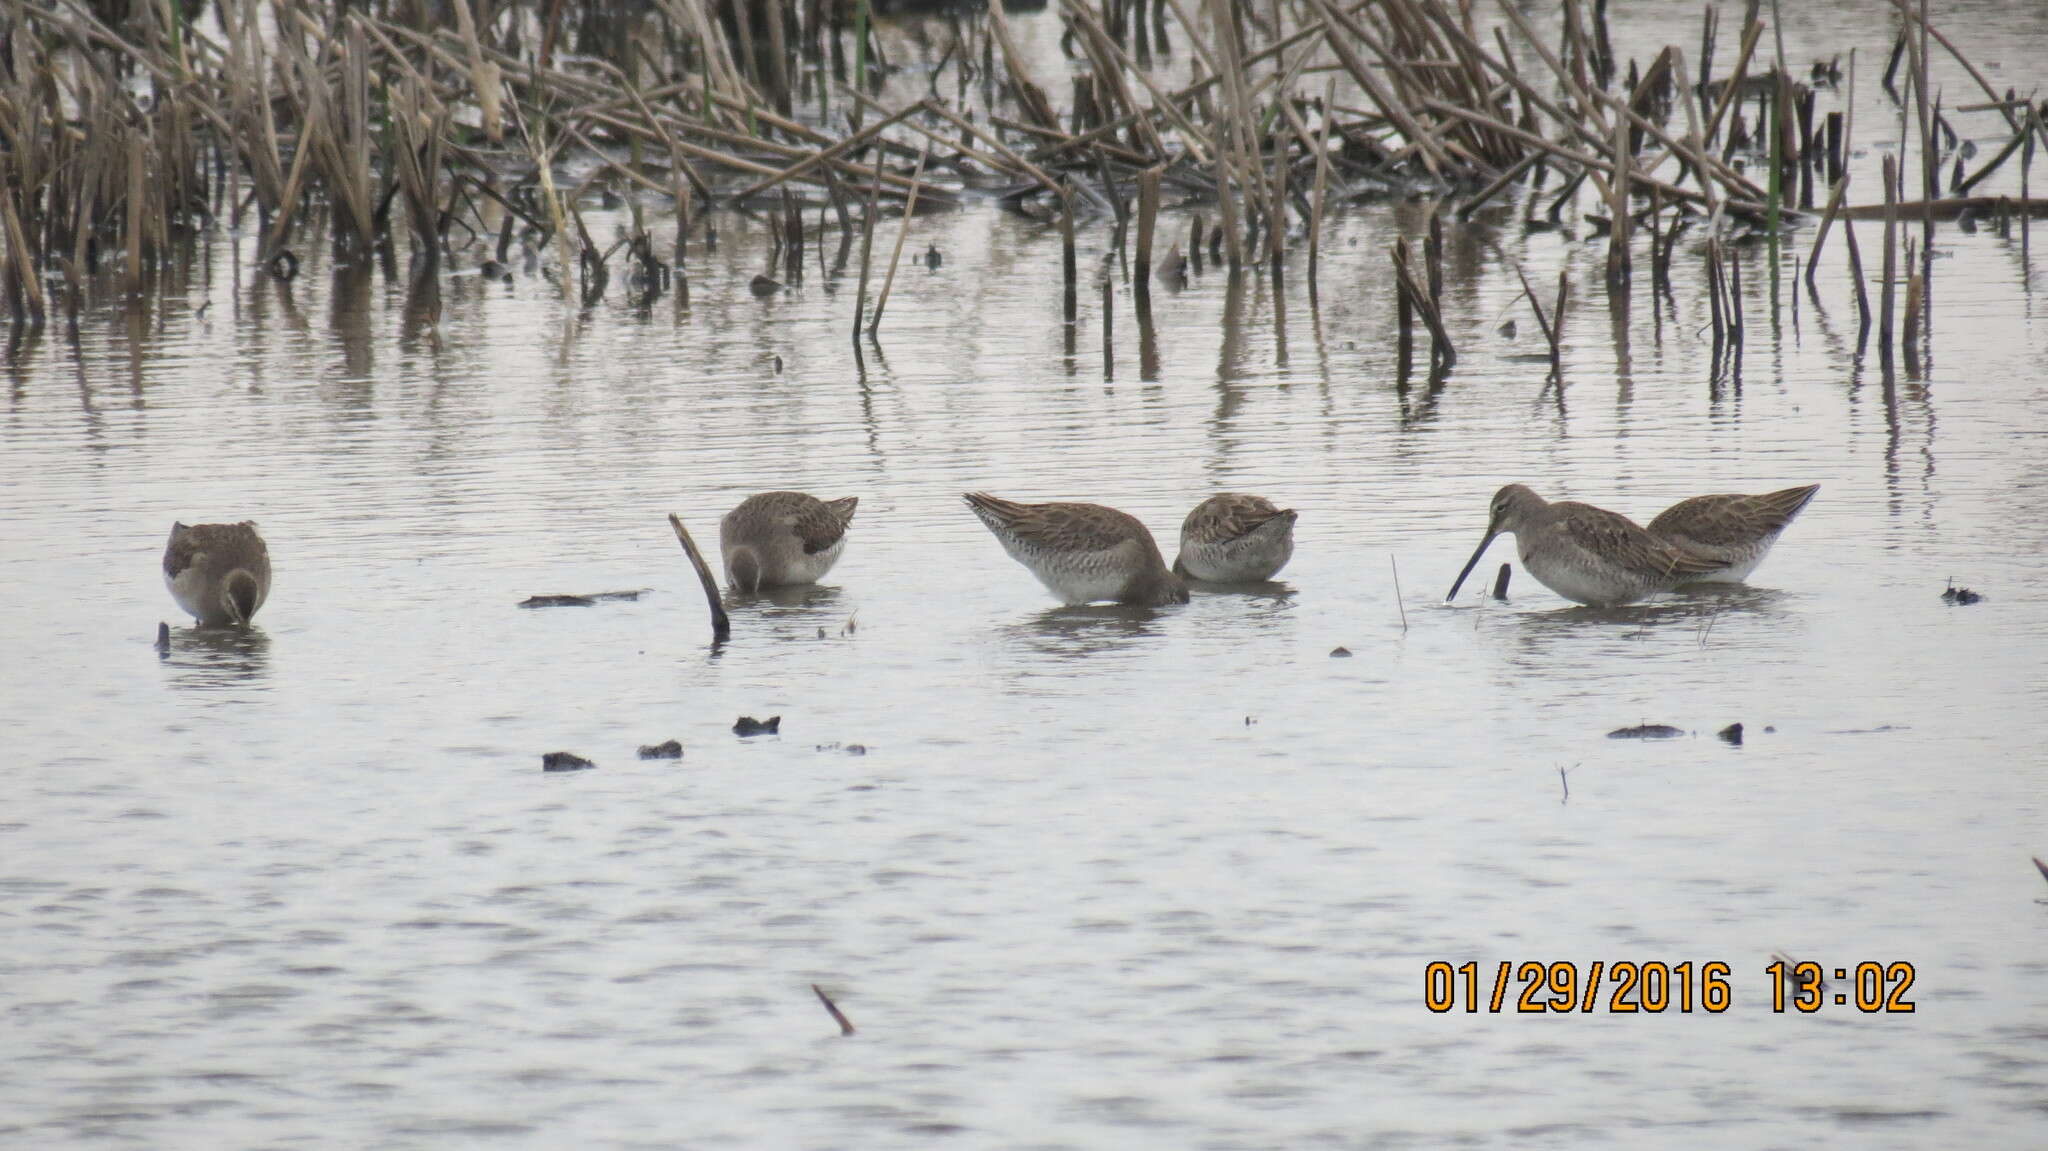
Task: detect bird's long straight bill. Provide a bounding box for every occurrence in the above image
[1445,531,1498,601]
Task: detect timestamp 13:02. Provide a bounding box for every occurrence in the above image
[1423,960,1917,1014]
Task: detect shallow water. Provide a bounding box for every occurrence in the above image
[6,2,2048,1148]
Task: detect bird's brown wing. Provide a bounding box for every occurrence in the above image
[794,496,856,554]
[1648,484,1819,546]
[965,493,1153,554]
[1184,493,1291,544]
[1557,506,1729,578]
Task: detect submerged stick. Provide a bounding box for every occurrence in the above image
[667,513,732,641]
[811,984,856,1036]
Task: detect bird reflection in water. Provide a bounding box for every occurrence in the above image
[726,582,847,612]
[160,624,272,691]
[1001,602,1171,661]
[1494,584,1794,668]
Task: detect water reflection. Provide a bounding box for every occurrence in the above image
[1490,585,1796,654]
[1185,580,1298,609]
[725,583,848,613]
[1000,603,1172,658]
[159,626,272,690]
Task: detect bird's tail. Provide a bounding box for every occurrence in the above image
[728,545,762,594]
[221,569,262,625]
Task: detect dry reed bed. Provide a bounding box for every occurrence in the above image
[1,0,2044,370]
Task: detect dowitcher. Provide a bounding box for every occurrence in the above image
[1445,485,1726,607]
[1646,484,1819,583]
[963,493,1189,606]
[1172,493,1297,583]
[719,491,857,593]
[163,521,271,626]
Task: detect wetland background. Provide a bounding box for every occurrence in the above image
[4,0,2048,1146]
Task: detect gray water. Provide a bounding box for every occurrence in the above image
[5,3,2048,1148]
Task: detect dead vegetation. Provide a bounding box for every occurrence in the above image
[1,0,2043,380]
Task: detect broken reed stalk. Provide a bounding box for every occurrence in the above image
[1458,153,1543,220]
[1,190,47,326]
[1134,165,1160,295]
[1880,153,1898,360]
[666,513,731,641]
[1512,263,1562,387]
[1766,0,1787,246]
[1607,112,1631,289]
[126,131,146,294]
[1805,177,1848,291]
[1727,243,1744,349]
[1426,210,1445,323]
[1901,236,1923,359]
[811,984,856,1036]
[867,148,929,337]
[1101,274,1114,378]
[1059,185,1078,324]
[1551,269,1571,383]
[1390,556,1408,631]
[1843,217,1873,348]
[1910,0,1936,354]
[853,151,883,345]
[1395,255,1415,371]
[1390,239,1455,370]
[1705,239,1727,348]
[1308,78,1335,295]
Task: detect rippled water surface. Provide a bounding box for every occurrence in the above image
[6,3,2048,1148]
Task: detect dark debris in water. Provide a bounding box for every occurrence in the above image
[542,751,596,772]
[1608,724,1685,740]
[1941,581,1983,605]
[1718,722,1744,746]
[519,589,649,609]
[749,274,783,296]
[1329,646,1353,658]
[637,739,683,760]
[734,715,782,737]
[816,742,868,756]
